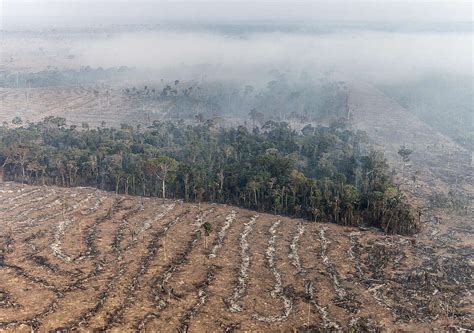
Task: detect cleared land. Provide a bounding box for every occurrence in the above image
[0,181,472,332]
[0,85,170,128]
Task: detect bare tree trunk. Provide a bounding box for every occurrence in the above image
[162,178,166,204]
[21,165,26,184]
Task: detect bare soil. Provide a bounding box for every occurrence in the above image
[0,180,471,332]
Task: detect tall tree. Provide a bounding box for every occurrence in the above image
[155,156,178,203]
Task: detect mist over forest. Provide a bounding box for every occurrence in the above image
[0,1,472,331]
[2,11,472,146]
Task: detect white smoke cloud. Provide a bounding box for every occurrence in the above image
[71,30,472,83]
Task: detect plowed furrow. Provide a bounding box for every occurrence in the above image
[187,213,251,332]
[87,207,192,331]
[133,208,221,331]
[318,227,363,318]
[7,189,58,222]
[253,220,293,323]
[0,265,64,331]
[26,198,140,330]
[177,265,218,333]
[77,197,122,259]
[149,230,201,307]
[297,224,341,329]
[289,223,305,274]
[143,209,227,331]
[209,210,237,259]
[44,200,158,330]
[226,215,258,313]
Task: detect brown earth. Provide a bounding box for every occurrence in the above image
[0,178,472,332]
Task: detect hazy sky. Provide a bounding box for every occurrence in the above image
[2,0,473,25]
[0,1,472,84]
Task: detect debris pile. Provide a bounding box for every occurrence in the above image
[253,220,293,322]
[289,223,305,274]
[226,215,258,312]
[209,210,237,259]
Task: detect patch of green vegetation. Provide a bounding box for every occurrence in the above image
[0,117,416,234]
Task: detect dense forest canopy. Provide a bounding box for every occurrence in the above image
[0,117,416,234]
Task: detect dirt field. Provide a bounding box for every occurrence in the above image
[0,181,472,332]
[0,85,172,128]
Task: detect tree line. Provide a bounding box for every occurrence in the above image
[122,74,349,125]
[0,117,417,234]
